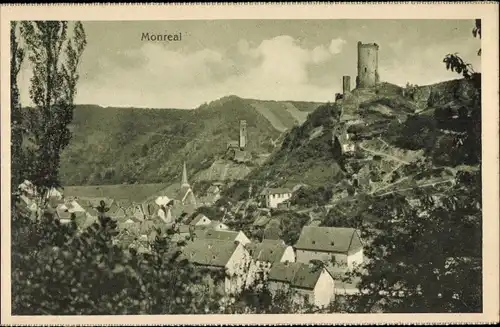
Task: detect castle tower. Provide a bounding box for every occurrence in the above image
[342,76,351,95]
[356,42,380,88]
[181,161,189,187]
[239,120,247,149]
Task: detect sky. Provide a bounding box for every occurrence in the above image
[18,19,481,109]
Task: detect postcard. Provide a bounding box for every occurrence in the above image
[1,2,498,326]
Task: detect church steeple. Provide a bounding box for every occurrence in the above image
[181,161,189,187]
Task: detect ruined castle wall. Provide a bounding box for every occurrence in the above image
[357,42,379,88]
[342,76,351,95]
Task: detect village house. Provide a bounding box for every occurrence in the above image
[246,239,296,285]
[194,229,251,246]
[294,226,364,271]
[179,238,253,295]
[189,213,212,227]
[260,188,293,209]
[267,262,336,308]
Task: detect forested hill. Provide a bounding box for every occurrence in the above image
[57,96,321,186]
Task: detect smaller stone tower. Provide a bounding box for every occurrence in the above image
[239,120,247,150]
[356,41,380,88]
[181,161,189,187]
[342,76,351,95]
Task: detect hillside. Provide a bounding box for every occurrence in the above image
[224,77,480,204]
[57,96,320,186]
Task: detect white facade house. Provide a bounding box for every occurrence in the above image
[246,239,296,288]
[295,226,364,271]
[261,188,293,209]
[267,262,336,308]
[180,239,253,295]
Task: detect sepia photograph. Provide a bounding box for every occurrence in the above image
[1,3,498,325]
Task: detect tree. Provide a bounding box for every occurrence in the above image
[443,19,481,79]
[11,22,25,193]
[442,19,481,165]
[351,171,481,313]
[11,208,221,315]
[17,21,87,211]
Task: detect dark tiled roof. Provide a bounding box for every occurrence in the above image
[208,220,226,229]
[194,229,240,242]
[295,226,362,254]
[179,239,239,268]
[247,240,287,263]
[56,207,71,220]
[190,214,210,226]
[268,262,331,290]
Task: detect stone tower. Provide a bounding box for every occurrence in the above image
[342,76,351,95]
[356,41,380,88]
[239,120,247,149]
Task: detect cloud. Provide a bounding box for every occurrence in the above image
[311,45,331,64]
[72,35,341,108]
[329,38,347,55]
[18,35,348,108]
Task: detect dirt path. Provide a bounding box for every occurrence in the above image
[375,178,455,197]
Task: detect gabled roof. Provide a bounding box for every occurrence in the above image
[268,262,332,290]
[108,202,126,217]
[208,220,227,229]
[246,239,288,262]
[194,229,240,242]
[260,188,293,196]
[294,226,363,254]
[177,185,192,201]
[56,207,72,220]
[190,214,210,226]
[179,239,240,268]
